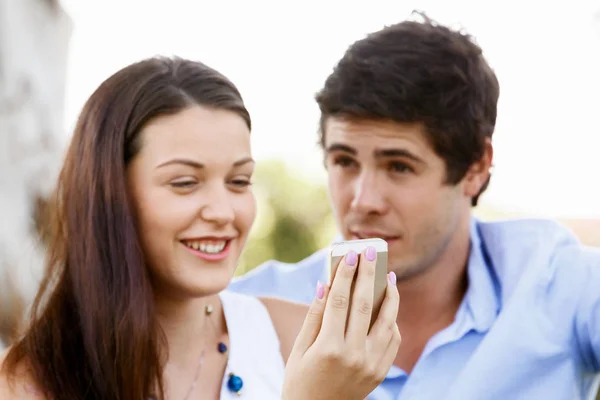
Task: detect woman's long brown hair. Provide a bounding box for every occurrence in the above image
[1,56,250,400]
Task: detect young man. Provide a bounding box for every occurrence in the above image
[229,13,600,399]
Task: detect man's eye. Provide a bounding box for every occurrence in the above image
[334,156,358,168]
[389,162,413,174]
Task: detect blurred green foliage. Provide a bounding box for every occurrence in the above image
[236,159,336,275]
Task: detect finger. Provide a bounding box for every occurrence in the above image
[345,246,377,347]
[290,281,330,355]
[374,322,402,379]
[320,249,359,339]
[367,272,400,354]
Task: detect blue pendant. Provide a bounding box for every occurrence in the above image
[218,342,228,353]
[227,373,243,395]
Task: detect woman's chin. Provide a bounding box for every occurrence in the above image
[178,270,234,298]
[150,260,238,300]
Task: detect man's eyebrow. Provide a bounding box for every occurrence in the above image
[325,143,357,155]
[374,148,424,164]
[326,144,424,164]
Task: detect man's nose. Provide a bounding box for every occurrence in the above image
[350,171,388,215]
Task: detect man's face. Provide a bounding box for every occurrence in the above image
[324,118,485,280]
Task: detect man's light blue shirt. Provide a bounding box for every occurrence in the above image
[228,218,600,399]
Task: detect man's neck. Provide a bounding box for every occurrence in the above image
[393,218,472,372]
[396,255,469,328]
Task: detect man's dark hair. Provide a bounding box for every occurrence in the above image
[315,11,499,206]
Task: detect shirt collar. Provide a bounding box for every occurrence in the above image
[463,217,501,333]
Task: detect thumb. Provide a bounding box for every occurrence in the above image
[290,281,329,355]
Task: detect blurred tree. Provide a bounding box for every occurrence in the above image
[236,159,336,275]
[0,0,71,348]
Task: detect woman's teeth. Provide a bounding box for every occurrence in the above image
[183,240,227,254]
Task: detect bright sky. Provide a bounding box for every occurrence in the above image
[60,0,600,218]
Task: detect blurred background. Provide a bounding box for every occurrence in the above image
[1,0,599,355]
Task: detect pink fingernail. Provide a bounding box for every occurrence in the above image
[316,281,325,299]
[366,246,376,261]
[345,250,358,266]
[389,271,397,285]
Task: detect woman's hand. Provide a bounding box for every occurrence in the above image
[282,246,401,400]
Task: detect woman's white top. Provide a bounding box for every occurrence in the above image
[218,290,285,399]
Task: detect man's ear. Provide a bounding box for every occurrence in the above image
[463,138,493,199]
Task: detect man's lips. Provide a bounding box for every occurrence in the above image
[350,231,401,241]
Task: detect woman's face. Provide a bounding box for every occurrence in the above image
[127,105,256,299]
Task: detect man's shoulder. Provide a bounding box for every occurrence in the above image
[477,217,579,245]
[477,217,582,260]
[477,217,598,297]
[550,240,600,274]
[228,248,330,304]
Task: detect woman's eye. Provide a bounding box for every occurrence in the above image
[170,180,197,189]
[230,179,252,188]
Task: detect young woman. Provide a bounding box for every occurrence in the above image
[0,56,401,400]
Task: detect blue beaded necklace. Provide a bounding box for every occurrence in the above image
[149,303,244,400]
[205,303,244,397]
